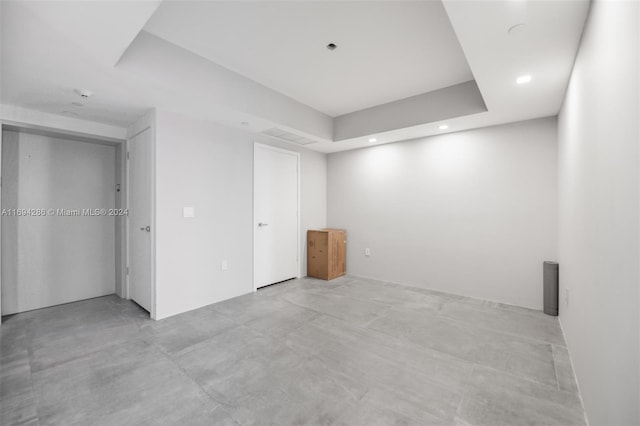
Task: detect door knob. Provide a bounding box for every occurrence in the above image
[140,226,150,232]
[258,222,269,227]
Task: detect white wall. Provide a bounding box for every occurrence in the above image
[153,109,326,319]
[1,130,116,314]
[1,105,127,141]
[1,130,19,315]
[557,1,640,424]
[114,144,126,297]
[333,81,486,141]
[328,117,558,309]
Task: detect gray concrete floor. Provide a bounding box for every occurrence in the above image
[1,276,586,426]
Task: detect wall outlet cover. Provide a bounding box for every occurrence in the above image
[183,207,195,218]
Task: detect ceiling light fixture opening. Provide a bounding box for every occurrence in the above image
[439,124,449,130]
[326,43,338,51]
[516,74,532,84]
[369,138,377,143]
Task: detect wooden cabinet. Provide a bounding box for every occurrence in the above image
[307,229,346,280]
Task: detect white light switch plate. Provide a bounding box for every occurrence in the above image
[183,207,195,218]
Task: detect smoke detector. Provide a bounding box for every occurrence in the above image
[74,89,93,98]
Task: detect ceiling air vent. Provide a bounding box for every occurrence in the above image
[262,128,318,146]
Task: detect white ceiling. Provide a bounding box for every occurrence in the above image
[0,0,591,153]
[17,0,161,67]
[0,1,159,127]
[144,1,474,117]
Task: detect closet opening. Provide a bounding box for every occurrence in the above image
[0,125,127,317]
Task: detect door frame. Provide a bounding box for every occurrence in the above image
[252,142,301,291]
[0,121,127,321]
[125,110,156,319]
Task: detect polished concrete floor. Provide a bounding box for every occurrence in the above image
[1,276,586,426]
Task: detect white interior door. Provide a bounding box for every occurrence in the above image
[254,144,299,289]
[129,128,152,312]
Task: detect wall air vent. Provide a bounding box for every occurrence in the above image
[262,128,318,146]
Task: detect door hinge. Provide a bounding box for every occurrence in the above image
[127,152,130,160]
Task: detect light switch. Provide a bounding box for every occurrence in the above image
[183,207,195,218]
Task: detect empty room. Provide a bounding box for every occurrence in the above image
[0,0,638,425]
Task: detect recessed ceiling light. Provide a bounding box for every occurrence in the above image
[516,74,532,84]
[326,43,338,51]
[439,124,449,130]
[369,138,377,143]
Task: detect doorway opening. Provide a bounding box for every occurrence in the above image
[0,125,127,317]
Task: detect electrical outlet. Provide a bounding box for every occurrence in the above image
[183,207,195,218]
[565,288,569,306]
[221,260,228,271]
[365,248,370,256]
